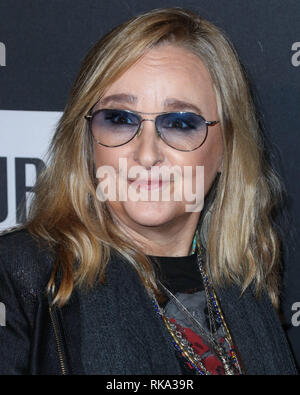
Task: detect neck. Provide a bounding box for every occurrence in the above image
[111,211,200,257]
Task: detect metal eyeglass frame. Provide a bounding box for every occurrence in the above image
[84,108,220,152]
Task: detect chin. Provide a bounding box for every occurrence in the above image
[122,201,181,227]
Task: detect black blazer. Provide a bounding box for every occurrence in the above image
[0,228,297,374]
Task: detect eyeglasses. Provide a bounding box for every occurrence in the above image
[84,108,219,152]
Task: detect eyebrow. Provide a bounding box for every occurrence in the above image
[98,94,203,115]
[163,98,203,115]
[98,94,137,107]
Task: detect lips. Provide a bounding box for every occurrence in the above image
[127,178,169,190]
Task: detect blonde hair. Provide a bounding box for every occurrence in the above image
[25,7,281,308]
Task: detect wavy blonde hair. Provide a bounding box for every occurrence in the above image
[25,7,281,308]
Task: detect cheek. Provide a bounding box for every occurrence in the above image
[94,145,111,168]
[93,145,133,201]
[93,144,127,170]
[93,146,121,194]
[186,132,223,194]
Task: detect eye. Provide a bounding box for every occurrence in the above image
[162,115,196,131]
[105,110,138,126]
[169,119,193,129]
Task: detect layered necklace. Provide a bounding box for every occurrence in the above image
[151,232,242,375]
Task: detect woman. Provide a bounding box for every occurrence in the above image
[0,7,297,375]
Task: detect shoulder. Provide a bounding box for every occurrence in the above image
[216,281,279,331]
[0,226,55,302]
[216,282,298,374]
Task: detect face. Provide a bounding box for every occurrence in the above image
[92,45,223,237]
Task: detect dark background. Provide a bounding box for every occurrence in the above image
[0,0,299,368]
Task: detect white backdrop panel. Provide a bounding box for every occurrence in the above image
[0,110,62,231]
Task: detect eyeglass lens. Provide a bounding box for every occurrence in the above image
[90,109,208,151]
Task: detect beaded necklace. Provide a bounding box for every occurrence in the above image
[151,232,242,375]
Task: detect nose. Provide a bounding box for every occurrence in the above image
[133,119,164,168]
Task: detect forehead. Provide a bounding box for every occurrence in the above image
[97,45,217,115]
[130,44,209,73]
